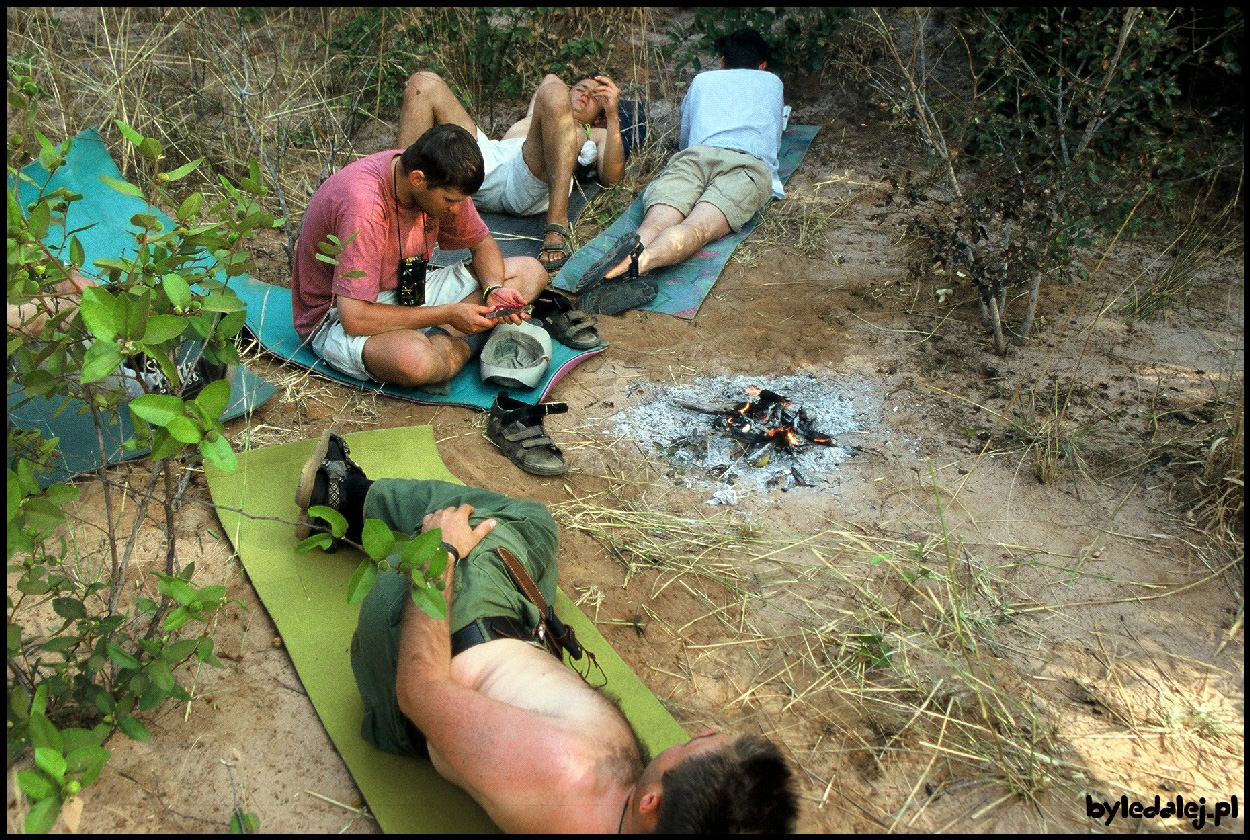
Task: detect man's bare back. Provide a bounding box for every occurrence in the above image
[398,589,642,832]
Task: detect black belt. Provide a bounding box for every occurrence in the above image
[450,615,532,657]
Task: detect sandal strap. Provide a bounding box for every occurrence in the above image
[543,223,571,238]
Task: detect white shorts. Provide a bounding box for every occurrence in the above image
[473,131,571,217]
[309,261,478,382]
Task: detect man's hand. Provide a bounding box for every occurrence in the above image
[443,301,511,334]
[483,286,530,325]
[591,75,620,118]
[421,504,497,566]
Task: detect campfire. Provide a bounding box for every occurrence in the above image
[723,386,836,455]
[618,373,861,499]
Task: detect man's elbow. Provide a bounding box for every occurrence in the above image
[336,302,371,337]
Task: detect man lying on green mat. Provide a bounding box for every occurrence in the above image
[291,123,548,391]
[296,431,799,833]
[575,28,789,316]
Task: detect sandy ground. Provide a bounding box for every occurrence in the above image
[7,20,1245,835]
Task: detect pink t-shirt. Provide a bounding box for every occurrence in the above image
[291,150,490,339]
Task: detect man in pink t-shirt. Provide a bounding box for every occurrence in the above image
[291,124,547,388]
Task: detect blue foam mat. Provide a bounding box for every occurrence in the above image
[233,274,605,411]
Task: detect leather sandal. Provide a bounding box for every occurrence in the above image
[576,239,655,316]
[486,393,569,476]
[539,223,573,273]
[569,231,640,292]
[529,289,602,350]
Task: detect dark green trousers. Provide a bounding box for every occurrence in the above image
[349,478,558,756]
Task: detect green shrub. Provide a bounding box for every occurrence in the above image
[7,71,272,833]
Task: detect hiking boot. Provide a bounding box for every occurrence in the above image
[295,431,368,547]
[486,394,569,476]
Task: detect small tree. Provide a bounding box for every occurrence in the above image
[857,7,1243,354]
[7,72,273,833]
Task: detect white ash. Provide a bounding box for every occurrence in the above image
[608,373,867,502]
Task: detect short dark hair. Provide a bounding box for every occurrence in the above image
[721,28,771,70]
[653,734,798,833]
[399,123,484,194]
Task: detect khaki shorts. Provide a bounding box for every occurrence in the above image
[309,261,477,382]
[642,145,772,231]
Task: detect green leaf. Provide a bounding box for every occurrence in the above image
[115,120,143,146]
[65,745,110,786]
[149,659,175,692]
[105,642,141,670]
[162,606,191,634]
[361,519,395,562]
[346,559,378,604]
[99,173,144,199]
[410,581,447,620]
[162,274,193,311]
[230,808,260,834]
[17,769,58,802]
[79,285,120,341]
[164,415,202,444]
[140,314,186,344]
[24,794,62,834]
[27,710,61,753]
[296,533,335,553]
[402,528,443,565]
[52,597,87,620]
[177,191,204,221]
[156,574,198,606]
[194,378,231,420]
[200,292,244,313]
[137,136,162,162]
[200,431,237,472]
[164,158,202,182]
[80,340,124,383]
[162,638,199,664]
[117,714,151,741]
[34,746,67,783]
[308,505,347,538]
[128,394,186,427]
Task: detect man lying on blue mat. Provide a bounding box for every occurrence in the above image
[399,70,626,273]
[574,28,789,316]
[291,124,548,391]
[297,431,799,833]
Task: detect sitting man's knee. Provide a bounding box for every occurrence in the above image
[405,70,448,99]
[385,337,467,387]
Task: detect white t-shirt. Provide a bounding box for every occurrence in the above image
[679,68,788,198]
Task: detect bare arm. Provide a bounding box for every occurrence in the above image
[591,76,625,186]
[337,295,495,337]
[394,506,586,819]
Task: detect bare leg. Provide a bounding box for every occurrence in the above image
[603,202,732,279]
[398,71,479,149]
[8,272,98,337]
[516,76,579,265]
[362,330,472,388]
[361,256,547,387]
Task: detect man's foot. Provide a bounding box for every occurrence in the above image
[570,231,640,292]
[539,223,573,273]
[295,431,368,546]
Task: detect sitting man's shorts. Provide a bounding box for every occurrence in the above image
[473,131,572,217]
[642,145,773,232]
[309,261,477,382]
